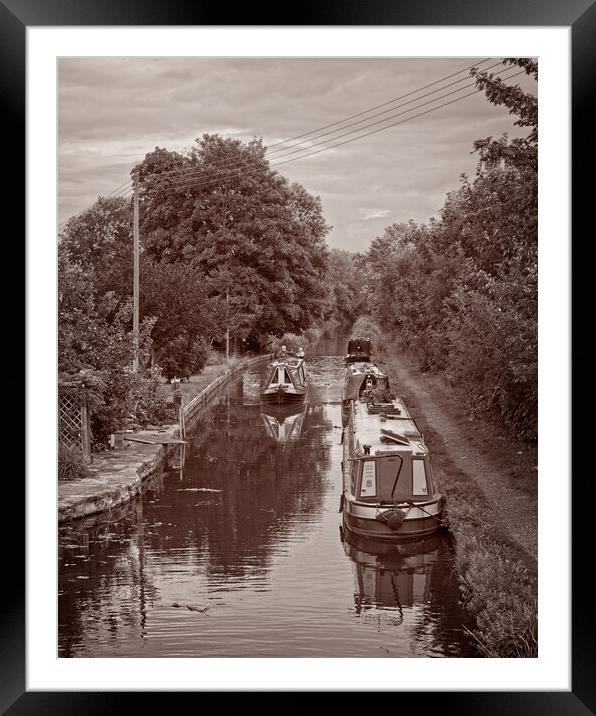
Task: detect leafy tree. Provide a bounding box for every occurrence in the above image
[359,61,538,438]
[58,244,171,447]
[59,191,218,376]
[323,248,367,327]
[59,195,133,298]
[471,58,538,159]
[135,134,331,345]
[58,243,153,373]
[139,257,216,377]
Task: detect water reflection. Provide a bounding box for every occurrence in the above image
[58,357,474,657]
[343,529,442,615]
[260,403,308,445]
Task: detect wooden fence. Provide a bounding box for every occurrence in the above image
[183,354,271,424]
[58,355,271,457]
[58,379,92,461]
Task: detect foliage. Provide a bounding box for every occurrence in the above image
[58,243,155,374]
[139,257,215,374]
[136,135,331,345]
[59,195,133,297]
[157,335,210,381]
[269,327,321,356]
[443,475,538,657]
[58,443,90,482]
[58,244,174,448]
[88,367,174,448]
[322,249,367,327]
[357,61,537,439]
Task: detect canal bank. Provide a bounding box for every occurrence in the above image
[380,346,538,657]
[58,354,270,523]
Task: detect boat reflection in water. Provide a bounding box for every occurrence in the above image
[341,525,446,619]
[260,403,308,445]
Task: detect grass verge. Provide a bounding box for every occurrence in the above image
[158,354,243,407]
[58,443,90,482]
[385,362,538,658]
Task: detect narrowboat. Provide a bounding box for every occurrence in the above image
[261,351,308,405]
[345,336,373,364]
[343,360,391,401]
[261,403,308,445]
[341,394,443,541]
[341,350,391,427]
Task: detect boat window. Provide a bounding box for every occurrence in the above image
[412,459,428,496]
[270,369,278,385]
[283,368,292,384]
[360,460,377,498]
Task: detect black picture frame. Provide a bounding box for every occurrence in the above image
[13,0,589,711]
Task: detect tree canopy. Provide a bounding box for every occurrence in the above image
[357,61,538,439]
[136,135,331,345]
[59,134,334,374]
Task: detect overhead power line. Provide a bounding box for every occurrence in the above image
[60,59,495,227]
[155,67,524,195]
[152,63,513,192]
[150,58,498,186]
[58,61,521,228]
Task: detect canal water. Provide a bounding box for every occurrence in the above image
[58,340,475,657]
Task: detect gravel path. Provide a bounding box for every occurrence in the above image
[387,351,537,562]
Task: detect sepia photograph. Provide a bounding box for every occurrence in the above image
[56,54,539,660]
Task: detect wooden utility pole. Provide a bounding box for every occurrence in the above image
[226,288,230,361]
[132,174,140,372]
[80,383,92,462]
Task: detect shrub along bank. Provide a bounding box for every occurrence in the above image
[383,357,537,658]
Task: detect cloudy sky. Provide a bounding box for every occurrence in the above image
[58,57,537,253]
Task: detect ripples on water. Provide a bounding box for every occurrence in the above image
[58,346,475,657]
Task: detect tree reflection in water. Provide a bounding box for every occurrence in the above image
[59,366,334,655]
[59,359,475,658]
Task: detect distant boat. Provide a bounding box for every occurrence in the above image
[260,403,308,445]
[341,336,391,426]
[345,336,373,364]
[261,352,308,405]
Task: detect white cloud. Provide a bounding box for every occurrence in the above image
[58,57,537,252]
[360,209,391,221]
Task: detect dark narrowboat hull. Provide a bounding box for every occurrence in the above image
[260,387,308,405]
[341,527,444,558]
[343,500,443,541]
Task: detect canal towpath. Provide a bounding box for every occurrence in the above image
[383,348,537,562]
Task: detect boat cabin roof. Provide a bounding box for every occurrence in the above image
[347,361,386,377]
[351,397,427,457]
[347,336,372,351]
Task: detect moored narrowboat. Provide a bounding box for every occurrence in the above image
[343,360,391,401]
[341,395,443,541]
[261,351,308,405]
[345,336,373,364]
[341,353,391,426]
